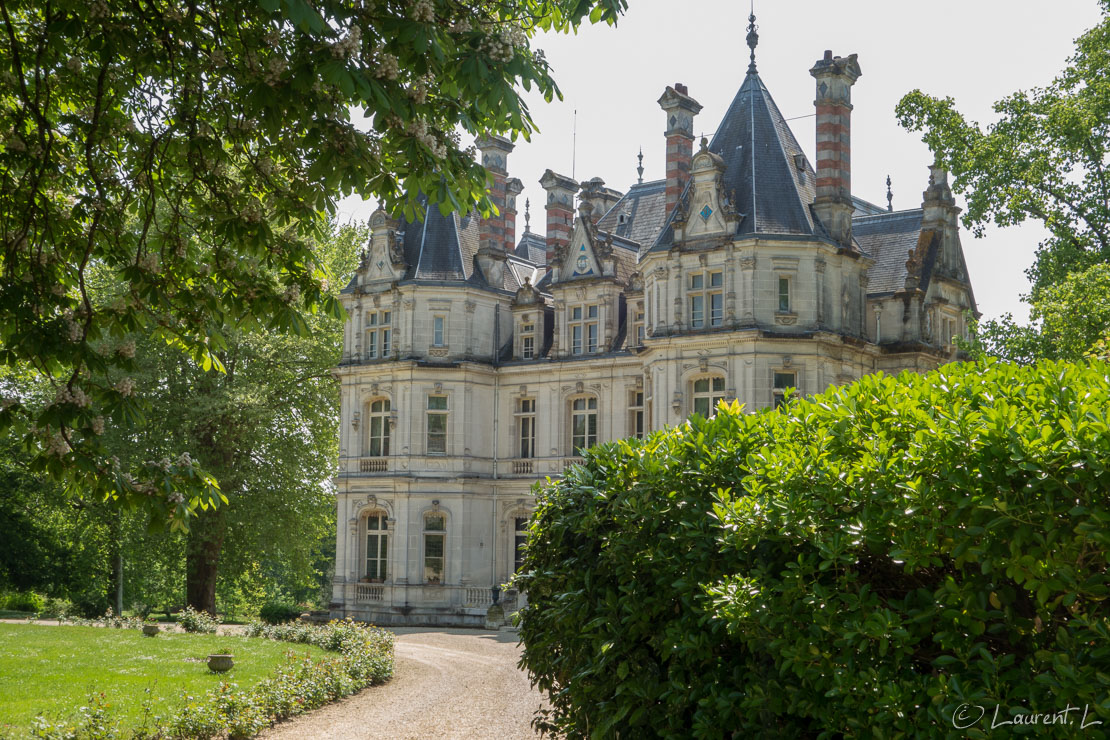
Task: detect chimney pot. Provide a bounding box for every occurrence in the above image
[675,83,687,95]
[824,49,833,61]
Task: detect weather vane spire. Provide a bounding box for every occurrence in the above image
[524,198,531,232]
[746,4,759,75]
[637,147,644,184]
[886,175,893,212]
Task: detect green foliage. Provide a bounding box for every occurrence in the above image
[22,620,393,739]
[0,0,628,522]
[177,607,220,635]
[257,601,302,625]
[517,360,1110,738]
[2,592,45,613]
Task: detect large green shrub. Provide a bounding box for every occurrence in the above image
[258,600,302,625]
[517,360,1110,738]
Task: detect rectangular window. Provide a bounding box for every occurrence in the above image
[569,304,599,355]
[778,277,791,313]
[514,516,529,572]
[365,311,392,360]
[773,371,796,409]
[520,322,535,360]
[433,315,445,347]
[629,391,645,439]
[689,271,723,328]
[427,395,447,454]
[693,377,727,418]
[365,513,388,581]
[571,397,598,453]
[367,398,391,457]
[631,304,645,346]
[423,514,445,584]
[518,398,536,458]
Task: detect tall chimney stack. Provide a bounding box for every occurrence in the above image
[809,51,861,248]
[657,83,703,216]
[476,135,515,254]
[504,178,523,252]
[539,169,578,264]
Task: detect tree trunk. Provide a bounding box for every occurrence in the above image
[185,507,225,614]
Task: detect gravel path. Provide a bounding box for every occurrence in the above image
[259,627,548,740]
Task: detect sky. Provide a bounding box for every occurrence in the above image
[338,0,1105,324]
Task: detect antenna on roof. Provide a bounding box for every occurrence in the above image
[746,4,759,75]
[636,147,644,184]
[572,109,577,180]
[886,175,893,212]
[524,198,531,232]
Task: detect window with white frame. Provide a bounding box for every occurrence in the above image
[629,390,645,438]
[777,276,791,313]
[569,304,599,355]
[520,321,536,359]
[426,395,448,454]
[517,398,536,458]
[692,376,726,417]
[365,311,392,359]
[366,398,391,457]
[423,513,445,584]
[513,515,529,572]
[570,396,598,453]
[630,302,645,346]
[773,371,796,409]
[689,270,724,329]
[365,512,388,581]
[432,315,446,347]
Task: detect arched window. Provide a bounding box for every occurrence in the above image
[692,376,726,417]
[367,399,391,457]
[423,512,446,584]
[365,512,388,582]
[570,396,598,454]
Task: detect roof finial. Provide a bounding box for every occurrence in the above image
[746,4,759,75]
[636,147,644,184]
[524,198,531,232]
[886,175,893,212]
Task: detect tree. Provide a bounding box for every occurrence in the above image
[895,1,1110,362]
[0,0,628,524]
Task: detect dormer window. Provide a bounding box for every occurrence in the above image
[569,305,599,355]
[520,322,535,360]
[617,213,629,225]
[365,311,392,360]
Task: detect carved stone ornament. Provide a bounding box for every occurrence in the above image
[512,277,543,307]
[775,314,798,326]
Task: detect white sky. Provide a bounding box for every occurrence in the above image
[338,0,1105,323]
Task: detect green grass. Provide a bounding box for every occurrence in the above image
[0,623,328,735]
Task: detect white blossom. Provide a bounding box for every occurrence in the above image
[283,284,301,304]
[116,377,134,397]
[118,339,136,359]
[91,416,105,435]
[411,0,435,23]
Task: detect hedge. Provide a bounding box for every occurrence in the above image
[516,360,1110,738]
[31,619,394,739]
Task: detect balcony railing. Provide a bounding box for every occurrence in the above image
[354,583,384,602]
[511,460,533,475]
[359,458,388,473]
[562,457,584,470]
[464,587,493,607]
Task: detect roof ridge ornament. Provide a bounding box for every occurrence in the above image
[636,147,644,184]
[886,175,893,212]
[746,7,759,75]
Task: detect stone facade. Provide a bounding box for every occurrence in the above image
[330,43,978,626]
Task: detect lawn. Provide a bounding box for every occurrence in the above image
[0,623,329,735]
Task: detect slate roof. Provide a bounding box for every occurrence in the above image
[595,179,668,248]
[710,72,822,238]
[853,209,925,295]
[514,231,547,264]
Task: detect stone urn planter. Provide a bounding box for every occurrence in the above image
[207,654,234,673]
[142,624,160,637]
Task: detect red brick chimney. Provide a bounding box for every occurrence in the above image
[657,83,703,216]
[503,178,523,252]
[539,169,578,264]
[476,135,514,253]
[809,51,861,248]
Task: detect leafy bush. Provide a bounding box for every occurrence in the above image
[4,591,46,613]
[31,620,394,739]
[258,600,302,625]
[38,598,74,619]
[178,606,221,634]
[517,360,1110,738]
